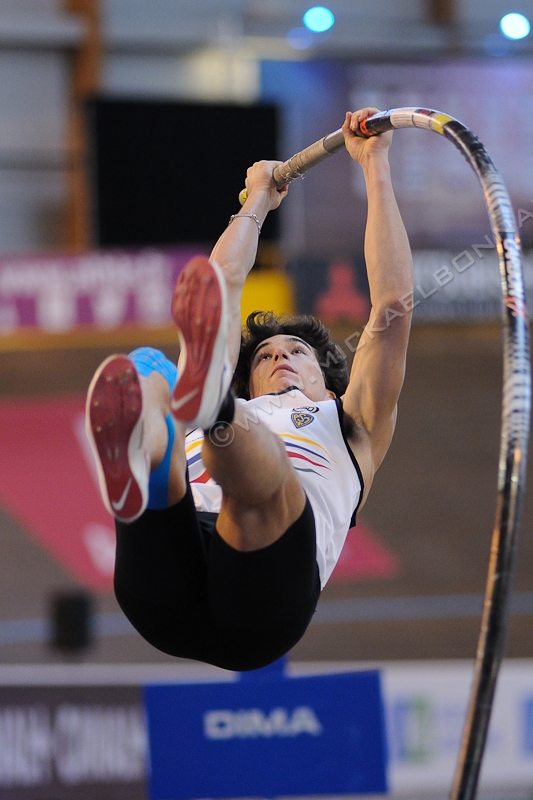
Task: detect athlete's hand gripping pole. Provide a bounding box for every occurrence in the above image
[238,128,343,205]
[237,112,394,204]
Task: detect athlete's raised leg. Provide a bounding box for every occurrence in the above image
[171,254,306,552]
[204,408,306,552]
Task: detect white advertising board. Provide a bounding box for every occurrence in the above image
[384,661,533,793]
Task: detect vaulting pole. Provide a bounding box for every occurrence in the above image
[251,107,530,799]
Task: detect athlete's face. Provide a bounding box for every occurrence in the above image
[248,334,335,401]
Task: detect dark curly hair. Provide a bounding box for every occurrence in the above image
[232,311,349,400]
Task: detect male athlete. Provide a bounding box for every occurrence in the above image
[86,108,413,671]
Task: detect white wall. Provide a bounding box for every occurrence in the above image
[0,49,69,252]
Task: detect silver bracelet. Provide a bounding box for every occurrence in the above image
[228,213,262,234]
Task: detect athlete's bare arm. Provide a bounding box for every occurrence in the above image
[209,162,288,369]
[340,108,414,493]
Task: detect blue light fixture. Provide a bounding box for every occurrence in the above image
[500,12,530,39]
[303,6,335,33]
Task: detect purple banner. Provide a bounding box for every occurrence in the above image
[0,685,147,799]
[0,248,205,334]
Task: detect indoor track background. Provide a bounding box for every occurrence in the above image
[1,320,531,667]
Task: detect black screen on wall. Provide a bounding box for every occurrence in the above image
[88,98,279,247]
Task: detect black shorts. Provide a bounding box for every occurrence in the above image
[114,483,321,671]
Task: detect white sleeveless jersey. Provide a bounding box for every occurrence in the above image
[185,389,364,588]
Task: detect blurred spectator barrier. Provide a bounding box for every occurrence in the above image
[0,246,531,344]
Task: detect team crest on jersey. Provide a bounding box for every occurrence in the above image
[293,406,319,414]
[291,411,315,429]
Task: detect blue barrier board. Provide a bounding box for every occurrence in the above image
[144,669,387,799]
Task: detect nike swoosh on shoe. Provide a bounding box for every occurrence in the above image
[111,477,133,512]
[170,387,199,413]
[86,354,149,523]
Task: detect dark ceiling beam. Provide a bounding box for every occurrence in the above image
[64,0,102,251]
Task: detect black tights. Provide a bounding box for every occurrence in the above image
[114,484,321,671]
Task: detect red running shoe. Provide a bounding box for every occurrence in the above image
[170,256,232,430]
[85,355,149,523]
